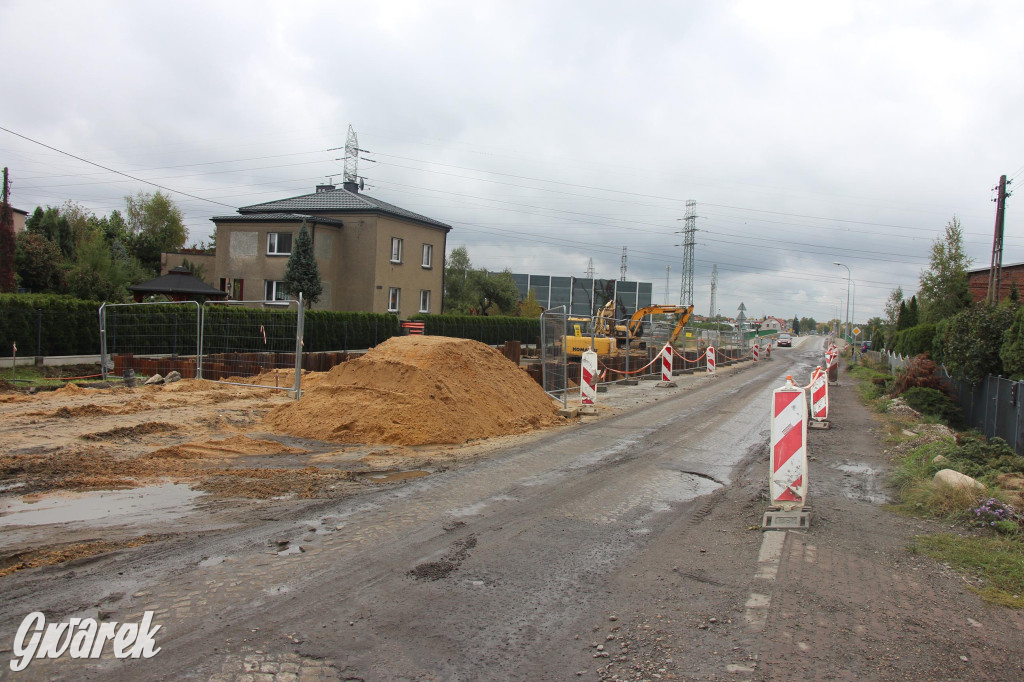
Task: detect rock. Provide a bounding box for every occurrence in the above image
[933,469,985,492]
[932,454,950,465]
[144,373,164,385]
[164,371,182,383]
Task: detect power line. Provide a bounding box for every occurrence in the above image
[0,125,238,209]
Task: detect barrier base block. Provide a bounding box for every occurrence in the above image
[762,507,812,530]
[809,419,830,430]
[618,379,639,386]
[597,385,608,393]
[558,406,580,418]
[578,405,599,416]
[656,380,677,388]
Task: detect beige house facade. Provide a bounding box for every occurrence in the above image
[164,183,450,315]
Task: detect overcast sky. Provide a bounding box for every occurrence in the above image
[3,1,1023,323]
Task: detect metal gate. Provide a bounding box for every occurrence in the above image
[540,306,568,407]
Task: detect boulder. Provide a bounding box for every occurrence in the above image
[932,454,950,465]
[144,373,164,385]
[933,468,985,492]
[164,371,182,384]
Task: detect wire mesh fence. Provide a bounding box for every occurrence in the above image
[1,308,102,357]
[200,298,304,395]
[100,301,201,379]
[539,306,568,406]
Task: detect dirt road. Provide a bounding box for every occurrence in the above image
[4,337,1021,680]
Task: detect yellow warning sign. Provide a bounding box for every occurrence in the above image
[573,324,582,337]
[853,326,862,336]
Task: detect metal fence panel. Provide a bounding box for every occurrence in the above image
[200,297,304,397]
[540,306,567,406]
[100,301,201,380]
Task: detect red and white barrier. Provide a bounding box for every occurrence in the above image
[707,346,716,374]
[810,366,828,422]
[580,349,597,406]
[765,341,772,358]
[752,343,760,362]
[661,344,673,382]
[769,376,808,508]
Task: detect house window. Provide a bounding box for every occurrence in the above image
[419,289,431,314]
[265,280,288,301]
[267,232,292,255]
[388,287,401,313]
[421,243,433,269]
[391,237,403,263]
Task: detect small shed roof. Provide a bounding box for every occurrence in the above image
[130,266,228,297]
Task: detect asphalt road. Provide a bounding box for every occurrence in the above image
[3,338,824,681]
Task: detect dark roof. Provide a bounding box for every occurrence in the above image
[210,212,344,226]
[237,186,451,231]
[129,266,228,296]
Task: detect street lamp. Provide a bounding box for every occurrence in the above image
[833,261,851,343]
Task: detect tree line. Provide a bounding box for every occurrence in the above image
[874,216,1024,381]
[5,191,196,302]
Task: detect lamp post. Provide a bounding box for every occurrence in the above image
[834,262,851,343]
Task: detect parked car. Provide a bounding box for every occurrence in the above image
[777,333,792,347]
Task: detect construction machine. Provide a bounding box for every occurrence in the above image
[566,303,694,356]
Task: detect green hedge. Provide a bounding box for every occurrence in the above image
[410,314,540,345]
[305,310,400,351]
[0,294,102,357]
[892,323,937,357]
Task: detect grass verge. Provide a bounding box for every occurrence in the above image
[909,534,1024,608]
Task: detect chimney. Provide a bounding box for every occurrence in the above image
[315,184,335,193]
[343,180,359,193]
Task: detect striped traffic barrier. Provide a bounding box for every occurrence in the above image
[763,375,810,528]
[661,344,673,382]
[752,343,760,362]
[707,346,716,374]
[580,349,598,409]
[809,366,829,429]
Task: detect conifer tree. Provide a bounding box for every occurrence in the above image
[284,223,322,308]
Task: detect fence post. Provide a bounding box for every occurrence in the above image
[36,309,42,357]
[98,303,108,380]
[293,293,304,400]
[196,301,203,379]
[1016,381,1024,456]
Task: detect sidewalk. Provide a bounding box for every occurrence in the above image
[757,377,1024,681]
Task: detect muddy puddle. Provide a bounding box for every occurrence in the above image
[0,483,204,528]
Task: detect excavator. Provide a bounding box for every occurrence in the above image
[566,303,695,356]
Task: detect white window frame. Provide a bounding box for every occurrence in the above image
[388,287,401,313]
[421,243,433,269]
[390,237,403,264]
[267,232,293,255]
[265,280,288,301]
[419,289,431,314]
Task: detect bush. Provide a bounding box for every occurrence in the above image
[1001,305,1024,380]
[940,303,1016,382]
[891,355,944,396]
[892,323,937,357]
[901,386,963,426]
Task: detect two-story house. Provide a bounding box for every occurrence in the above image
[165,182,451,315]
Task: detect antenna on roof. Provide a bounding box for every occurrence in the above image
[344,125,359,185]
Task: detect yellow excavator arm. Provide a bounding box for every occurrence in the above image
[626,304,694,345]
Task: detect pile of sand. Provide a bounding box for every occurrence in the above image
[264,336,562,445]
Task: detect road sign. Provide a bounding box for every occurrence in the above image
[852,326,861,337]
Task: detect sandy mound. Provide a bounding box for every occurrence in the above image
[264,336,562,445]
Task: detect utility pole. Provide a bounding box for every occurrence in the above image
[620,246,627,281]
[585,258,595,279]
[0,167,16,293]
[709,264,718,320]
[664,266,670,302]
[677,199,697,305]
[987,174,1012,304]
